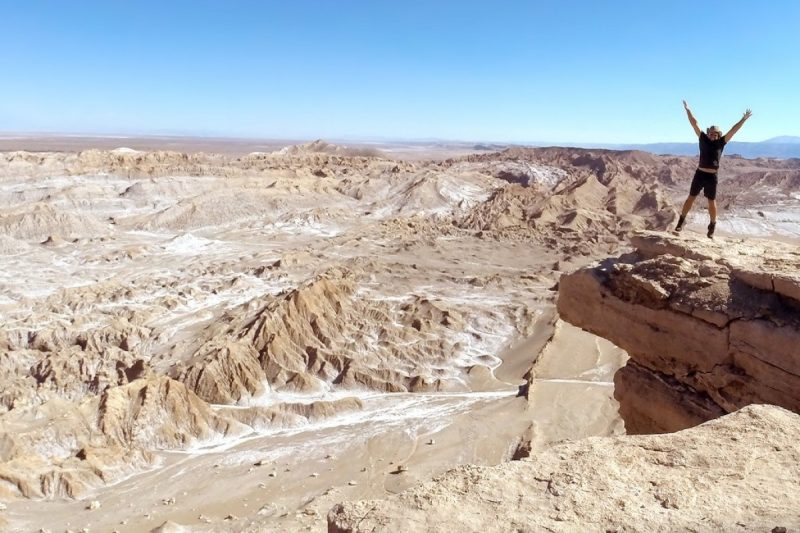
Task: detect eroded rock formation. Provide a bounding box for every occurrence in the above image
[3,144,798,530]
[558,231,800,433]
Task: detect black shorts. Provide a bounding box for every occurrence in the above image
[689,169,718,200]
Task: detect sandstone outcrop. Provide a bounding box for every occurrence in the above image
[97,376,245,449]
[455,151,677,257]
[328,405,800,532]
[0,376,247,498]
[224,397,364,430]
[558,231,800,433]
[172,269,476,404]
[275,139,385,158]
[0,203,111,241]
[175,341,267,404]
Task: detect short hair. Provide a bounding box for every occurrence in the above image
[707,125,722,135]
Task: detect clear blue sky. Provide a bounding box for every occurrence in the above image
[1,1,798,143]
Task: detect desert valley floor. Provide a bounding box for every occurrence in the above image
[0,138,798,532]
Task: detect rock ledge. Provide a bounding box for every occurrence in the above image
[557,231,800,433]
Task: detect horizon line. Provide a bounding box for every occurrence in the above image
[0,130,797,147]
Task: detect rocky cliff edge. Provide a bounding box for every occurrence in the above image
[557,231,800,433]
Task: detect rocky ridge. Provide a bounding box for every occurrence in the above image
[172,269,476,405]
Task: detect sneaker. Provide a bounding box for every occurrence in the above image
[675,215,686,232]
[707,221,716,239]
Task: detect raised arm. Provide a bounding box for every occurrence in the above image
[724,109,753,142]
[683,100,702,137]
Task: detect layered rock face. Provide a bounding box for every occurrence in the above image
[558,231,800,433]
[328,405,800,532]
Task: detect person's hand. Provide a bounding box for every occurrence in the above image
[683,100,690,110]
[743,108,753,120]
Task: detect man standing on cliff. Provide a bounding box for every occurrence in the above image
[675,100,752,238]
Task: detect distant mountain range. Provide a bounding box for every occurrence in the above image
[504,136,800,159]
[761,135,800,144]
[608,138,800,159]
[3,131,799,160]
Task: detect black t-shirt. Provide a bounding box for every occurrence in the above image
[698,131,726,169]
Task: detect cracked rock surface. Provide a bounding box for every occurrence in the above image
[557,230,800,434]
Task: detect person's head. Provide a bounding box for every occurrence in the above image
[707,126,722,140]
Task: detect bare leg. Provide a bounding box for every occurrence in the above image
[675,195,696,231]
[707,199,717,238]
[681,195,696,216]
